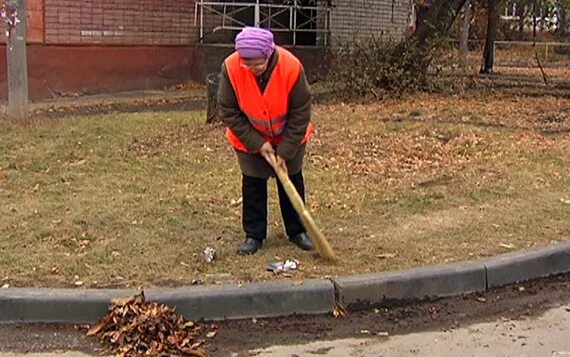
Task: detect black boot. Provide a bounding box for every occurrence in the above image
[238,238,262,255]
[289,232,314,251]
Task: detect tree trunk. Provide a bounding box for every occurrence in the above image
[403,0,467,79]
[556,0,566,38]
[516,1,525,40]
[414,0,468,47]
[460,0,472,66]
[481,0,500,74]
[539,6,545,31]
[385,0,469,86]
[206,73,221,123]
[533,5,537,38]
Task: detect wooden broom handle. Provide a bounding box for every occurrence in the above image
[263,153,305,207]
[262,151,337,261]
[263,152,288,182]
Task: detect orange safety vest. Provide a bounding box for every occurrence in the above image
[224,46,314,152]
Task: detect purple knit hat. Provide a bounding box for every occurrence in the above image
[235,27,275,59]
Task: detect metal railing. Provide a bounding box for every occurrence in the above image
[493,40,570,65]
[194,0,332,46]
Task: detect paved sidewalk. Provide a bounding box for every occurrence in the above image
[247,303,570,356]
[0,87,206,119]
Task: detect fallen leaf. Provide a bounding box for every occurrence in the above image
[191,341,204,349]
[51,266,60,275]
[476,297,487,303]
[499,243,515,249]
[206,331,217,338]
[1,284,9,289]
[86,320,106,337]
[333,303,347,318]
[230,197,242,206]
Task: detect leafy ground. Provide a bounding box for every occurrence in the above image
[0,89,569,288]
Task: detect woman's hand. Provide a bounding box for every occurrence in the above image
[259,141,275,159]
[276,155,288,175]
[260,142,288,174]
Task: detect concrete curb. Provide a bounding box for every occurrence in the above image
[145,280,335,321]
[484,241,570,288]
[334,261,487,310]
[0,242,569,323]
[0,289,138,323]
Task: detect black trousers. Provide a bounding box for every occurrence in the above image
[242,171,306,241]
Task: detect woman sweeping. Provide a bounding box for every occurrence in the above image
[217,27,315,255]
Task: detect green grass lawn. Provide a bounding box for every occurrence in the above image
[0,93,568,288]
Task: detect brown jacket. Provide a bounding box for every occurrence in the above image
[217,49,312,178]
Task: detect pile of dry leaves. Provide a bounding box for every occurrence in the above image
[87,292,217,356]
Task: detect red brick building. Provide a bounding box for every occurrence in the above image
[0,0,410,99]
[1,0,201,99]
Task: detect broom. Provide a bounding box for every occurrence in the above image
[263,152,336,261]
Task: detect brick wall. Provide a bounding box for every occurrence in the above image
[44,0,199,45]
[28,0,45,42]
[329,0,411,44]
[2,0,411,46]
[197,0,411,45]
